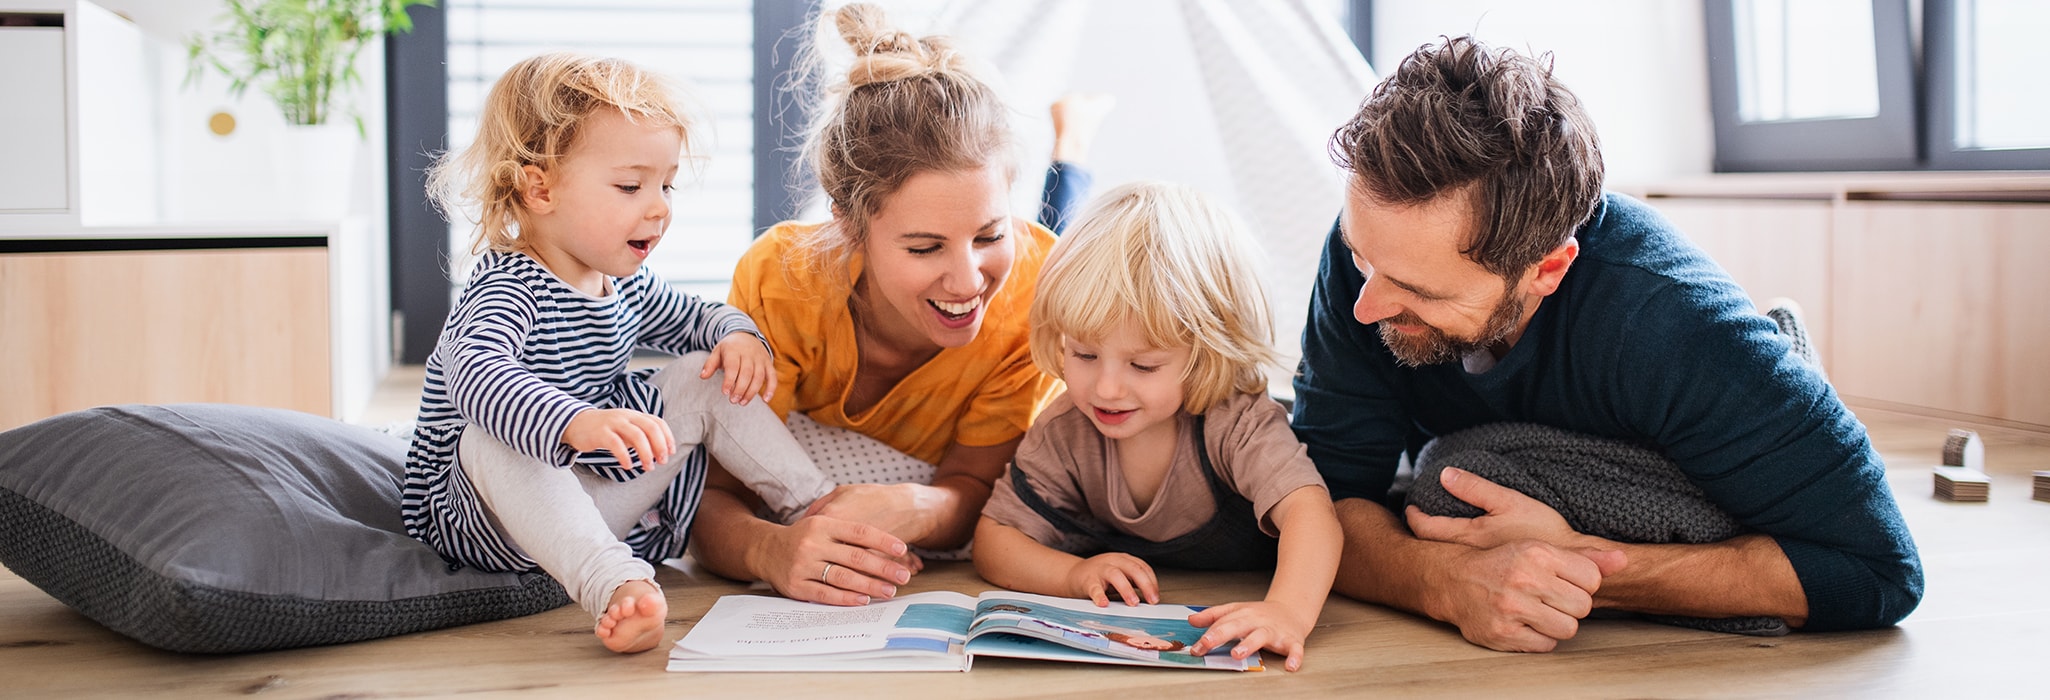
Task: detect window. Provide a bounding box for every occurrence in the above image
[443,0,756,297]
[1925,0,2050,169]
[1706,0,2050,172]
[1704,0,1917,171]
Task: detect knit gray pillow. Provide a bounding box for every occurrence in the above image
[0,404,569,653]
[1408,422,1789,637]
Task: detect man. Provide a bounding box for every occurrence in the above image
[1291,36,1921,652]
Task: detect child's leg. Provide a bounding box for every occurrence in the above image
[649,352,834,523]
[456,428,682,621]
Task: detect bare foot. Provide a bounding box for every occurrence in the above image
[1051,92,1117,165]
[594,579,667,653]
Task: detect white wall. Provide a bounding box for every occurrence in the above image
[81,0,393,420]
[1374,0,1715,185]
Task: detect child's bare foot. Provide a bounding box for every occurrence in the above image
[594,579,666,653]
[1051,92,1117,165]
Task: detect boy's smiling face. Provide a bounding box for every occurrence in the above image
[1061,320,1192,444]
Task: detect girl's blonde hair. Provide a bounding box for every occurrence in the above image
[1029,182,1281,414]
[789,2,1014,290]
[427,52,696,256]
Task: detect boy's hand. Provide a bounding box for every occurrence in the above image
[1067,553,1160,607]
[703,332,777,404]
[563,408,675,471]
[1187,600,1317,671]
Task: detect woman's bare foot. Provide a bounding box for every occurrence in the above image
[1051,92,1117,165]
[594,579,667,653]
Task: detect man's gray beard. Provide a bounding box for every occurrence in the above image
[1378,292,1527,368]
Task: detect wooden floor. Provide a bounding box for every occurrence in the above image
[2,376,2045,697]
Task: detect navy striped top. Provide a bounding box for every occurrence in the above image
[401,251,763,572]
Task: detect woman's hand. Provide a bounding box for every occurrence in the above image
[702,331,777,404]
[1066,552,1160,607]
[748,515,922,606]
[1187,600,1318,671]
[561,408,674,470]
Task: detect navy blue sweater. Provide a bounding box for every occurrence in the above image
[1291,193,1922,631]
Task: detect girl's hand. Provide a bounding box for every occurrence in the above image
[703,332,776,404]
[1066,553,1160,607]
[1187,600,1317,671]
[750,515,920,606]
[562,408,674,471]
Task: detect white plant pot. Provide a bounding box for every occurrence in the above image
[270,123,359,222]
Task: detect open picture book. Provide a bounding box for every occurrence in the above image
[667,590,1262,672]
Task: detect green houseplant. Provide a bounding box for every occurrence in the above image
[187,0,435,135]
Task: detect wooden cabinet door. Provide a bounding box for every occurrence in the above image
[1646,198,1837,368]
[0,248,331,430]
[1833,202,2050,427]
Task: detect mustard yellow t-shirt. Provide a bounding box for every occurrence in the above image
[728,218,1059,465]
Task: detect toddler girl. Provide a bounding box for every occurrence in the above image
[974,182,1342,671]
[401,53,833,653]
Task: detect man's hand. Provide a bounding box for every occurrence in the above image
[1426,541,1628,652]
[702,331,776,404]
[1407,467,1586,550]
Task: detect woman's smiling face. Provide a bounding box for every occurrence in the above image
[854,165,1017,350]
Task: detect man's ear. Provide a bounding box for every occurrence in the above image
[1524,237,1580,298]
[518,164,554,215]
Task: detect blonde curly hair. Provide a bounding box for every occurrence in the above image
[1029,182,1281,414]
[427,52,697,258]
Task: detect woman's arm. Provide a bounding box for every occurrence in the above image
[689,463,916,606]
[807,436,1023,549]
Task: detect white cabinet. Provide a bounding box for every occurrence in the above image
[0,23,69,212]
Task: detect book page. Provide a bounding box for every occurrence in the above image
[675,591,978,658]
[965,591,1260,670]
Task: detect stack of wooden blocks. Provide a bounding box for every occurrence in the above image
[1931,429,1989,503]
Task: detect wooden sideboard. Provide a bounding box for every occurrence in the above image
[1625,172,2050,429]
[0,224,383,432]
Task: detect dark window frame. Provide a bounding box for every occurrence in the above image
[1702,0,1921,172]
[1922,0,2050,170]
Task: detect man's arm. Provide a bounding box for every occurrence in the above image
[1336,498,1625,652]
[1620,282,1922,630]
[1405,467,1807,624]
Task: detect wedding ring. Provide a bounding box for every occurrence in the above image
[821,562,836,581]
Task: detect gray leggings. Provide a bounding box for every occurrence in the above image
[458,353,833,619]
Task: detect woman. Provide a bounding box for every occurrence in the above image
[689,3,1064,607]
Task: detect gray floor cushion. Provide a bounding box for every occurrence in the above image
[0,404,569,653]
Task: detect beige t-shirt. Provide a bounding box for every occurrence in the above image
[983,390,1328,552]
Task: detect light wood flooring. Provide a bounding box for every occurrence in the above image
[2,368,2045,698]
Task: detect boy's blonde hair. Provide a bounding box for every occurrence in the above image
[788,2,1014,290]
[427,52,697,256]
[1029,182,1280,414]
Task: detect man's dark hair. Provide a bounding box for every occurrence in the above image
[1330,36,1604,278]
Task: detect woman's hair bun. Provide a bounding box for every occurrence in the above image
[835,3,917,56]
[832,3,960,88]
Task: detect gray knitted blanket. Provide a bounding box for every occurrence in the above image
[1407,422,1790,637]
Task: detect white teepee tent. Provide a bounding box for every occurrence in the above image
[930,0,1379,377]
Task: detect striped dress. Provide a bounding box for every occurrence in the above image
[401,251,763,573]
